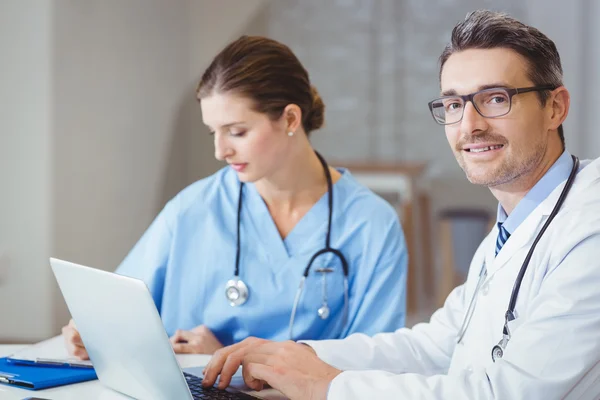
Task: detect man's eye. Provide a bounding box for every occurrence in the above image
[445,102,463,112]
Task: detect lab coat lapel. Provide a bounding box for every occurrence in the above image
[483,233,496,277]
[488,210,544,276]
[489,173,577,275]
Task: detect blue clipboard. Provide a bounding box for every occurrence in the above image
[0,357,97,390]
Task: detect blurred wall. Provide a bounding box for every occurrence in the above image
[580,0,600,159]
[50,0,192,336]
[187,0,268,184]
[526,0,586,158]
[0,0,266,342]
[0,0,54,341]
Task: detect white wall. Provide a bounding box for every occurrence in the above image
[524,0,584,157]
[51,0,191,273]
[49,0,193,332]
[525,0,600,159]
[580,0,600,159]
[0,0,54,341]
[186,0,268,183]
[0,0,267,341]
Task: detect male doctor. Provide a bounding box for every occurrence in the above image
[201,10,600,399]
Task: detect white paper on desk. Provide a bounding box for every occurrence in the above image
[7,335,93,367]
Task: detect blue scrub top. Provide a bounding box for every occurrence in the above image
[116,166,407,345]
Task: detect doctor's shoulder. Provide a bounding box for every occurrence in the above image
[337,171,406,245]
[531,160,600,278]
[545,183,600,254]
[161,166,236,223]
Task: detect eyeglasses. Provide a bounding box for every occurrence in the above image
[428,85,556,125]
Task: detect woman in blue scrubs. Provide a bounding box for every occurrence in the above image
[63,36,408,356]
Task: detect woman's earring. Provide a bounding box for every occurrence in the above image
[288,131,294,137]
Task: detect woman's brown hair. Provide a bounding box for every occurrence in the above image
[197,36,324,135]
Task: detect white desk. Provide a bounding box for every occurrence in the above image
[0,340,285,399]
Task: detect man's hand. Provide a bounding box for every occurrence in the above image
[202,336,272,389]
[170,325,223,354]
[240,341,341,400]
[203,337,340,400]
[62,319,89,360]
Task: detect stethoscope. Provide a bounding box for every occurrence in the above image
[224,151,350,340]
[456,155,580,362]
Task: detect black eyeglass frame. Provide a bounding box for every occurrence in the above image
[428,85,557,125]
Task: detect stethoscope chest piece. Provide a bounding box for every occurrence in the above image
[317,304,330,320]
[492,321,511,362]
[491,343,504,362]
[225,278,249,307]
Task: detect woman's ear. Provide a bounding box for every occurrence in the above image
[548,87,570,131]
[282,104,302,134]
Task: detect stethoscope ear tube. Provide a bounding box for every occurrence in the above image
[289,277,306,340]
[288,276,349,341]
[342,278,349,330]
[456,264,487,344]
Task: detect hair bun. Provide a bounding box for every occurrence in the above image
[304,85,325,132]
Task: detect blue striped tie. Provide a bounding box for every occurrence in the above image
[495,222,511,256]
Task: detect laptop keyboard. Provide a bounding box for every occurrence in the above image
[184,372,257,399]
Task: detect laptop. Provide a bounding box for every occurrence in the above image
[49,257,257,399]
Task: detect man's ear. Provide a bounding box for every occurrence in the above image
[547,86,569,131]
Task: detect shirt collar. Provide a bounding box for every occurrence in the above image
[497,150,573,234]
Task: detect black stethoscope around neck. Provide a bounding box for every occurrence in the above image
[224,151,350,340]
[456,155,580,362]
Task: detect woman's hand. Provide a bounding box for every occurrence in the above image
[62,319,89,360]
[170,325,224,354]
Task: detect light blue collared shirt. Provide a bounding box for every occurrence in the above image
[497,150,574,234]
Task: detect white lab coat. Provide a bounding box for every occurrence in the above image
[304,157,600,399]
